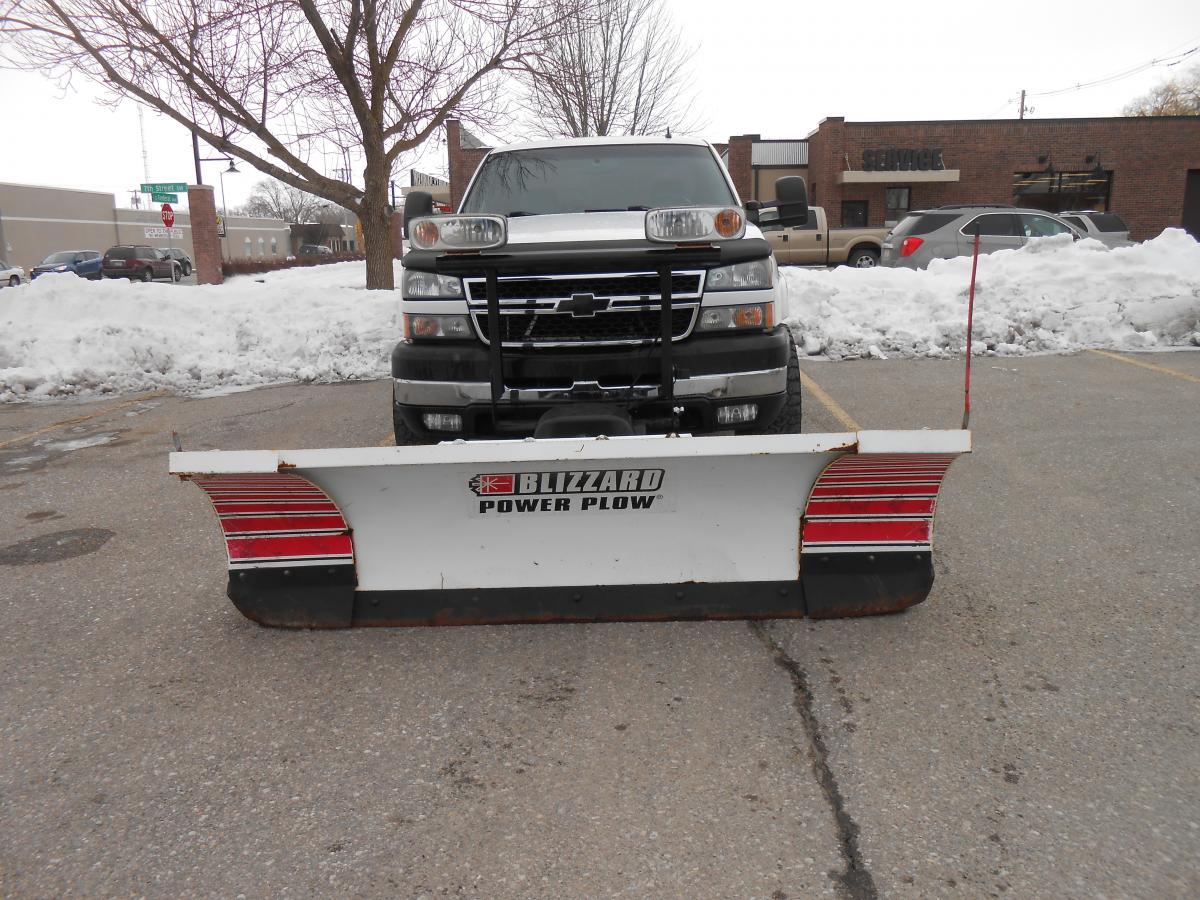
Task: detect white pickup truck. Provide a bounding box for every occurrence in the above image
[394,136,812,444]
[757,205,889,268]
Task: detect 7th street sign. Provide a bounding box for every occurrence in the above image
[140,182,187,194]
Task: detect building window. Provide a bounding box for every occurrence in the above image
[885,187,911,226]
[842,201,867,227]
[258,237,265,257]
[1012,170,1112,213]
[270,237,278,256]
[243,237,252,258]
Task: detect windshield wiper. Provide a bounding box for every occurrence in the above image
[584,206,650,213]
[506,211,533,217]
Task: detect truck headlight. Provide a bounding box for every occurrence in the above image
[697,302,774,332]
[645,206,745,243]
[403,313,474,340]
[409,215,506,251]
[402,269,464,297]
[705,258,773,291]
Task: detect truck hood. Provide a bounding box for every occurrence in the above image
[503,211,763,245]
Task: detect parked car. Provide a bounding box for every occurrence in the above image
[31,250,103,281]
[162,247,194,275]
[102,245,182,282]
[757,204,888,267]
[1,259,24,287]
[1055,211,1133,248]
[297,243,333,257]
[880,205,1080,269]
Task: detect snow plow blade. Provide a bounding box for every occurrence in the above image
[169,430,969,628]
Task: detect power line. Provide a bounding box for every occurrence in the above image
[1029,42,1199,99]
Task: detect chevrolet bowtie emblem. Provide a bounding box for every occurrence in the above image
[557,293,609,317]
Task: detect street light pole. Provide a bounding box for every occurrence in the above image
[197,156,238,260]
[217,167,229,259]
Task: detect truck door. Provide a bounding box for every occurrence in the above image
[785,208,825,265]
[759,214,793,264]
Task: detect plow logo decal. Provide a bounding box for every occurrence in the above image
[469,469,667,515]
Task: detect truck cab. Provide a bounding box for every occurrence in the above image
[392,137,805,443]
[758,205,888,268]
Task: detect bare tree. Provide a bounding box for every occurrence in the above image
[237,178,326,223]
[0,0,576,289]
[523,0,701,138]
[1124,64,1200,116]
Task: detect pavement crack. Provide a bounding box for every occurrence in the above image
[750,621,878,900]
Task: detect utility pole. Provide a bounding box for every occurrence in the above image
[1019,89,1028,120]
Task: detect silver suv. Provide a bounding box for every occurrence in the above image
[880,205,1081,269]
[1055,211,1132,248]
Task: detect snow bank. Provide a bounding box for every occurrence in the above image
[0,262,399,400]
[781,228,1200,359]
[1,231,1198,402]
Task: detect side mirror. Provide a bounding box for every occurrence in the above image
[774,176,809,227]
[403,190,434,238]
[744,200,761,225]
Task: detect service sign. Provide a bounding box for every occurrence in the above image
[469,468,669,516]
[862,148,946,172]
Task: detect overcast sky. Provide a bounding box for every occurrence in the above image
[1,0,1197,211]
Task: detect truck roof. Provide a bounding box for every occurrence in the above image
[489,135,713,154]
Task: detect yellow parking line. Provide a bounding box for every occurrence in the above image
[0,390,170,451]
[1086,349,1200,385]
[798,367,862,431]
[377,435,394,447]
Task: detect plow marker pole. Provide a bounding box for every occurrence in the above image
[962,231,981,429]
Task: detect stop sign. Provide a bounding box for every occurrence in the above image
[161,203,175,228]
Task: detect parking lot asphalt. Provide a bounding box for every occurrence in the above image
[1,350,1197,898]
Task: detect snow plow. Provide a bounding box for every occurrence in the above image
[170,139,975,628]
[169,429,969,627]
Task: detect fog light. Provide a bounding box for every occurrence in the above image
[716,403,758,425]
[422,412,462,432]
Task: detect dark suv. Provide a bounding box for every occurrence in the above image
[163,247,194,275]
[102,246,181,282]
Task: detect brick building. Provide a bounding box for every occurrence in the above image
[444,116,1200,242]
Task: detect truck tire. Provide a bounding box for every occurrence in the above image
[392,408,438,446]
[848,246,879,268]
[757,332,803,434]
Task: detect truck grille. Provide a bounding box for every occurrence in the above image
[467,272,702,302]
[464,269,704,347]
[474,307,696,346]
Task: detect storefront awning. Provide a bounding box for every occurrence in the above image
[836,170,960,184]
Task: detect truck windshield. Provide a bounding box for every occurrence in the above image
[460,144,736,216]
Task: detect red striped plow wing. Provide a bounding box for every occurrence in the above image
[190,474,355,570]
[801,454,956,553]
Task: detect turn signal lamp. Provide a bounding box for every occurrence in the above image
[900,236,924,257]
[409,215,507,252]
[645,207,745,243]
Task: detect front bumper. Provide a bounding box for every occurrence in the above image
[392,328,791,437]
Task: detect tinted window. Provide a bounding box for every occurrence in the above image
[87,252,100,260]
[962,214,1018,236]
[461,145,735,216]
[105,247,135,260]
[1020,214,1073,238]
[137,247,156,256]
[1061,216,1087,231]
[890,212,959,238]
[1089,213,1127,232]
[42,251,77,264]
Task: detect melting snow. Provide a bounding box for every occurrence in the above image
[1,231,1198,402]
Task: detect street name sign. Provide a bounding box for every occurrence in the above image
[140,182,187,193]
